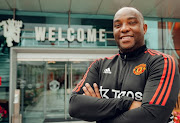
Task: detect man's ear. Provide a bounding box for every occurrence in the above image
[143,24,147,34]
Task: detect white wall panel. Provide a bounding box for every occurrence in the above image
[129,0,163,16]
[71,0,101,14]
[0,0,180,19]
[0,0,11,10]
[16,0,41,11]
[17,53,115,61]
[169,0,180,18]
[148,0,174,18]
[41,0,70,13]
[97,0,133,15]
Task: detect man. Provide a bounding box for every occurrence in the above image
[69,7,180,123]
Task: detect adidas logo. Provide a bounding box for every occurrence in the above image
[103,68,112,74]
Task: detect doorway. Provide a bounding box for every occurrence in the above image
[16,60,93,123]
[9,48,117,123]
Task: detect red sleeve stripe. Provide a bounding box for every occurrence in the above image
[161,55,175,106]
[155,55,171,105]
[149,50,168,105]
[147,49,156,56]
[73,59,100,92]
[153,51,176,106]
[148,49,175,106]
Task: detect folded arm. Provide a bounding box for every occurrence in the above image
[69,59,134,121]
[69,55,180,123]
[100,55,180,123]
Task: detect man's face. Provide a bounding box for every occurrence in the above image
[113,8,147,53]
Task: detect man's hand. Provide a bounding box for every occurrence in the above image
[82,83,141,109]
[82,83,101,98]
[129,101,142,110]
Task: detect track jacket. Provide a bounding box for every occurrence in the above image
[69,45,180,123]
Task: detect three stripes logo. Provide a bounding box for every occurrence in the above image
[103,68,112,74]
[148,49,176,106]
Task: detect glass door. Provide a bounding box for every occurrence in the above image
[45,61,67,120]
[17,61,46,123]
[45,60,93,121]
[70,61,92,90]
[17,60,93,123]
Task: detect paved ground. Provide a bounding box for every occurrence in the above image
[46,121,95,123]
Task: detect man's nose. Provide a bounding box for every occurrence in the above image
[120,24,130,33]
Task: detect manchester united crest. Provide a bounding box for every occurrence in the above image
[133,64,146,75]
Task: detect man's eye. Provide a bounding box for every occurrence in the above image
[114,24,121,28]
[129,21,137,25]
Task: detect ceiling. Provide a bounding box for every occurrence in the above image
[0,0,180,19]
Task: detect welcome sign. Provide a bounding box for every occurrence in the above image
[35,27,106,42]
[0,19,108,47]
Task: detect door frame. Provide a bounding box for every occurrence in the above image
[9,47,118,123]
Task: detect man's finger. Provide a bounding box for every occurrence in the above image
[83,86,91,96]
[85,83,96,97]
[93,83,101,98]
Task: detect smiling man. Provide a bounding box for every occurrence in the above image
[69,7,180,123]
[113,7,147,53]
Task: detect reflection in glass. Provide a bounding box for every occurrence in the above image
[17,60,93,123]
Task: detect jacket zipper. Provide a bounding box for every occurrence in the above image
[118,55,127,89]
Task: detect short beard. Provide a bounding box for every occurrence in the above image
[119,46,135,53]
[118,44,142,53]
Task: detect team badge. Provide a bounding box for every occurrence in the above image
[133,64,146,75]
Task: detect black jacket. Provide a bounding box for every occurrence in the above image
[69,45,180,123]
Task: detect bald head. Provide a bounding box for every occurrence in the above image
[113,6,147,53]
[114,7,144,24]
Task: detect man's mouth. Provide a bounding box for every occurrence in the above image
[120,35,134,39]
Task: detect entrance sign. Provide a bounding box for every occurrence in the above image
[0,19,107,47]
[0,19,23,47]
[35,27,106,42]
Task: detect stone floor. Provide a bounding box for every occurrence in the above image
[46,121,95,123]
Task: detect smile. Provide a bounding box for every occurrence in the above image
[120,35,134,39]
